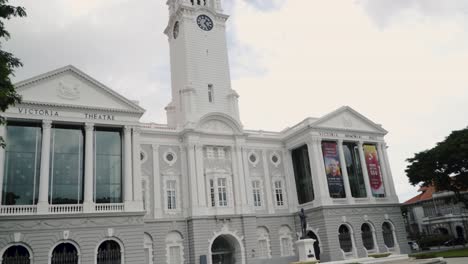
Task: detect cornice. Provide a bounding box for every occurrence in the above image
[19,100,143,115]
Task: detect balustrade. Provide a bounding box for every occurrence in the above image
[0,205,37,215]
[48,204,83,214]
[95,203,124,212]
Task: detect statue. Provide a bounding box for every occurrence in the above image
[299,208,307,239]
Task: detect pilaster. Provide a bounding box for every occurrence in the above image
[0,123,6,205]
[262,149,275,214]
[231,145,243,214]
[283,148,299,213]
[83,123,95,212]
[187,143,199,214]
[180,145,190,217]
[132,127,143,211]
[37,120,52,214]
[124,126,134,211]
[152,144,162,218]
[235,143,249,214]
[195,144,207,209]
[380,143,399,202]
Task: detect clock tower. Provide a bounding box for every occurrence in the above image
[164,0,241,129]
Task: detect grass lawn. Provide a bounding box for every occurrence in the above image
[410,248,468,259]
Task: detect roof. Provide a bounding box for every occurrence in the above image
[403,185,436,205]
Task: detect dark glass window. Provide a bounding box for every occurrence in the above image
[382,222,395,248]
[343,142,367,198]
[3,123,42,205]
[49,126,84,204]
[97,240,121,264]
[338,225,353,253]
[95,129,122,203]
[361,224,374,250]
[2,245,30,264]
[291,145,314,204]
[51,243,78,264]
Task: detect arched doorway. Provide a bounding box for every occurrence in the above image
[211,236,236,264]
[456,226,465,240]
[51,243,79,264]
[338,225,353,253]
[2,245,31,264]
[306,231,320,260]
[382,222,395,248]
[97,240,121,264]
[361,224,375,251]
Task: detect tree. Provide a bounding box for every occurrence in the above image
[0,0,26,147]
[406,127,468,207]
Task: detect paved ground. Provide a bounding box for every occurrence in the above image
[445,258,468,264]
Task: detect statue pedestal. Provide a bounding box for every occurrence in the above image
[295,239,317,262]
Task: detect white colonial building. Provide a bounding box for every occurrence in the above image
[0,1,409,263]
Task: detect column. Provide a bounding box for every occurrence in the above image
[307,138,331,205]
[83,123,94,212]
[235,145,249,213]
[262,149,275,214]
[37,120,52,214]
[195,144,206,209]
[124,126,133,210]
[152,144,162,218]
[0,123,6,205]
[187,143,199,214]
[241,147,254,211]
[283,149,299,213]
[380,143,398,200]
[357,141,374,201]
[231,145,243,214]
[132,127,143,211]
[338,140,353,203]
[180,145,190,217]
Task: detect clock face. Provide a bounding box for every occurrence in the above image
[173,21,179,39]
[197,15,214,31]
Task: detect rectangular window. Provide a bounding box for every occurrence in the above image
[167,180,177,210]
[252,180,262,207]
[208,84,214,103]
[95,128,122,203]
[291,145,314,204]
[210,179,216,207]
[206,147,215,159]
[49,125,84,204]
[274,181,284,206]
[2,122,42,205]
[217,178,227,207]
[258,239,268,258]
[343,142,367,198]
[217,147,225,159]
[281,238,291,256]
[322,141,346,198]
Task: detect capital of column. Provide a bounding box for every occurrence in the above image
[338,139,344,144]
[85,123,94,131]
[132,126,141,135]
[124,125,132,133]
[152,144,160,153]
[357,140,364,147]
[42,120,52,129]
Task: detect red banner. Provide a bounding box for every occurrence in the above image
[363,145,385,196]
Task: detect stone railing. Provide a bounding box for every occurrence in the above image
[0,205,37,215]
[95,203,124,213]
[48,204,83,214]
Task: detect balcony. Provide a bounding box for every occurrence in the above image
[0,203,125,216]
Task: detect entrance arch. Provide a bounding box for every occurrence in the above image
[208,233,245,264]
[306,231,321,260]
[456,226,465,240]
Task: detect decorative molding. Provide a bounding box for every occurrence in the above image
[200,120,233,134]
[57,81,80,100]
[63,230,70,240]
[107,228,114,237]
[13,232,22,242]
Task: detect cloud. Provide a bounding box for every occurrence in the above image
[359,0,468,28]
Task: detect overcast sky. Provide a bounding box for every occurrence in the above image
[4,0,468,202]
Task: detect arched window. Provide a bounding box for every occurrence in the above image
[256,227,271,259]
[166,232,184,264]
[2,245,31,264]
[382,222,395,248]
[144,233,154,264]
[361,224,374,250]
[97,240,121,264]
[338,225,353,253]
[51,243,78,264]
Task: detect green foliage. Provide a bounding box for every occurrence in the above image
[406,127,468,207]
[368,253,391,258]
[410,248,468,259]
[0,0,26,147]
[289,261,319,264]
[417,234,453,248]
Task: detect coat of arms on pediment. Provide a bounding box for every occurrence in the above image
[57,81,80,100]
[200,120,233,134]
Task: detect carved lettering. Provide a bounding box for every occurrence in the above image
[319,131,338,137]
[344,134,362,139]
[84,113,115,121]
[18,108,59,116]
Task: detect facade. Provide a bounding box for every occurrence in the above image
[403,186,468,241]
[0,1,409,263]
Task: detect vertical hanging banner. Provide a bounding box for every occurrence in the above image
[363,145,385,197]
[322,142,345,198]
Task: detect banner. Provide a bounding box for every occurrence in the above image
[363,145,385,197]
[322,142,345,198]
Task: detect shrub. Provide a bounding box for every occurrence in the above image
[417,234,453,248]
[369,253,391,258]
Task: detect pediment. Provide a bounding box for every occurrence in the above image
[196,113,243,135]
[15,65,145,114]
[312,106,387,134]
[200,120,234,134]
